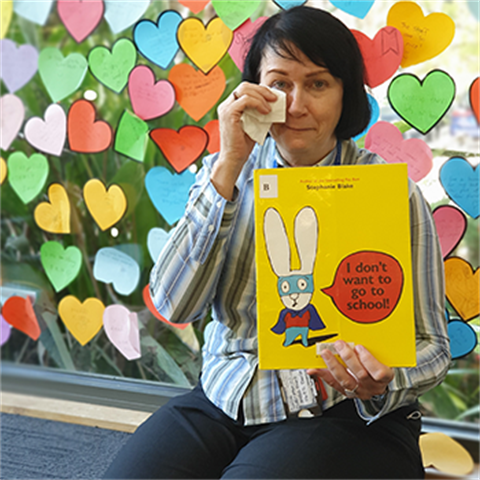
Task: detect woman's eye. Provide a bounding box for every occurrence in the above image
[297,279,307,290]
[281,281,290,293]
[312,80,326,89]
[272,80,287,91]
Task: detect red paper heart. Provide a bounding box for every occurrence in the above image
[177,0,209,14]
[204,119,220,154]
[470,77,479,123]
[142,284,187,330]
[57,0,104,43]
[2,296,41,340]
[68,99,113,153]
[150,125,208,173]
[352,26,403,88]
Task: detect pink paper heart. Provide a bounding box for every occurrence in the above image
[228,17,268,72]
[128,65,175,121]
[432,205,467,258]
[0,94,25,150]
[365,121,433,182]
[57,0,104,43]
[24,103,66,156]
[103,304,141,360]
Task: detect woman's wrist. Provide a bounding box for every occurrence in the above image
[210,154,247,201]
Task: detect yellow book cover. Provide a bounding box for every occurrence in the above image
[254,163,416,370]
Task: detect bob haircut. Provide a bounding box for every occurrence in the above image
[243,6,370,140]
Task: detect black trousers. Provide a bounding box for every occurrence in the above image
[103,384,424,479]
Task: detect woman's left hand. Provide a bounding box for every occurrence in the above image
[307,340,394,400]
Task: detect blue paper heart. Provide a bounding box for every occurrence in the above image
[330,1,375,19]
[448,320,478,359]
[440,157,479,219]
[145,166,195,226]
[274,1,307,10]
[14,0,54,25]
[147,228,173,262]
[468,1,480,21]
[353,94,379,141]
[104,0,150,34]
[134,10,182,70]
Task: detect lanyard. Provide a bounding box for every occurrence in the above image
[273,140,342,168]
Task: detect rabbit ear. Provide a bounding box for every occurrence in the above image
[263,208,291,277]
[294,207,318,274]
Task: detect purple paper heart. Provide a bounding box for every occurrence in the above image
[0,39,39,93]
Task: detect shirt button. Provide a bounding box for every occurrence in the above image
[217,201,222,208]
[208,225,214,232]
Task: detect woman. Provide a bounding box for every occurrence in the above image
[104,6,450,479]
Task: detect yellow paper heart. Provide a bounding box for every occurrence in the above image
[387,1,455,68]
[83,178,127,231]
[1,0,13,39]
[0,157,7,184]
[34,183,71,234]
[58,295,105,346]
[178,17,233,74]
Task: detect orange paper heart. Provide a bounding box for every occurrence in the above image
[34,183,71,234]
[205,119,220,154]
[445,257,479,321]
[2,296,41,340]
[168,64,225,122]
[142,284,188,330]
[470,77,479,123]
[177,0,209,14]
[58,295,105,346]
[83,178,127,230]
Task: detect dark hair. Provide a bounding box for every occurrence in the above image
[242,6,370,140]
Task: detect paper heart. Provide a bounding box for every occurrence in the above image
[353,94,379,141]
[14,0,53,25]
[88,38,136,93]
[114,110,149,162]
[448,320,477,360]
[83,178,127,231]
[211,1,261,31]
[274,1,307,9]
[0,40,39,93]
[128,65,175,120]
[145,166,195,226]
[0,94,25,150]
[205,119,220,154]
[103,305,141,360]
[93,247,140,296]
[468,1,480,22]
[351,27,402,89]
[1,315,12,346]
[365,121,433,182]
[104,0,150,34]
[133,10,182,70]
[40,241,82,292]
[178,17,233,74]
[38,47,87,103]
[147,227,172,262]
[142,284,188,330]
[470,77,479,123]
[444,257,479,321]
[178,0,209,14]
[34,183,71,234]
[2,296,40,340]
[440,157,479,219]
[150,126,208,173]
[168,64,225,122]
[58,295,105,346]
[387,1,455,68]
[0,157,6,184]
[68,99,113,153]
[7,152,49,204]
[57,0,104,43]
[388,70,455,135]
[228,17,267,72]
[24,103,66,156]
[432,206,467,259]
[1,0,13,38]
[330,1,374,19]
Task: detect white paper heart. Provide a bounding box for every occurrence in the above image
[104,0,150,34]
[0,94,25,150]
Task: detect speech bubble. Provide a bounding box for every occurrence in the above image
[322,251,404,324]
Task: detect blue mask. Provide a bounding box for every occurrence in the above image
[277,275,314,296]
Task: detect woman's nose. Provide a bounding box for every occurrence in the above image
[287,87,308,116]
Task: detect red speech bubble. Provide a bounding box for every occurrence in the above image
[322,251,404,324]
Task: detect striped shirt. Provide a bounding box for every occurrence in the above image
[150,137,451,426]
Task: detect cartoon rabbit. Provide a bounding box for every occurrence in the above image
[263,206,325,347]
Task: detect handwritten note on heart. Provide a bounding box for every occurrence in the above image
[387,1,455,68]
[211,1,261,31]
[0,157,6,184]
[365,121,433,182]
[38,47,87,102]
[68,99,113,153]
[114,110,149,162]
[2,296,41,340]
[1,315,12,346]
[353,94,379,141]
[24,103,66,156]
[432,206,467,259]
[103,305,141,360]
[34,183,71,234]
[470,77,479,123]
[14,0,53,25]
[330,1,374,19]
[58,295,105,346]
[1,94,25,150]
[0,39,38,93]
[40,241,82,292]
[147,227,172,262]
[134,10,182,70]
[1,0,13,38]
[168,64,225,122]
[84,178,127,231]
[178,17,233,74]
[145,166,195,226]
[205,119,220,154]
[444,257,479,321]
[8,152,49,203]
[57,0,104,43]
[178,0,209,14]
[440,157,479,219]
[388,70,455,135]
[142,284,188,330]
[150,126,208,173]
[104,0,150,34]
[448,320,477,359]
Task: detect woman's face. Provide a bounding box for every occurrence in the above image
[259,44,343,167]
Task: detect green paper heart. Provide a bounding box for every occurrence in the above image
[40,241,82,292]
[7,152,49,204]
[39,47,88,103]
[114,110,149,162]
[88,38,137,93]
[211,1,261,30]
[388,70,455,135]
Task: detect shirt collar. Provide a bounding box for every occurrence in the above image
[273,141,341,168]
